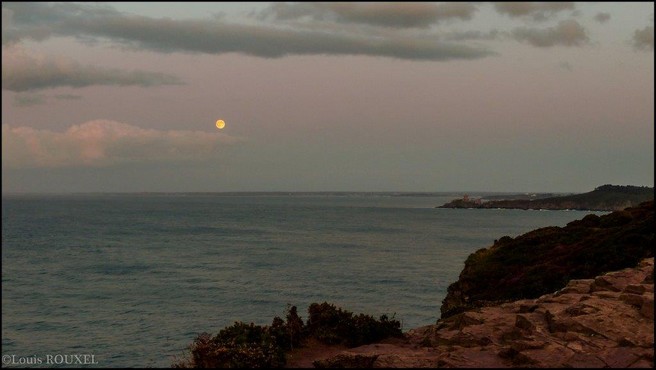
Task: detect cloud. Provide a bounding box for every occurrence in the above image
[2,121,240,169]
[2,6,53,45]
[442,30,501,42]
[2,47,184,92]
[558,61,573,71]
[2,3,126,46]
[258,2,478,28]
[512,19,589,47]
[594,12,611,23]
[494,2,576,21]
[632,26,654,51]
[13,93,47,107]
[2,2,494,61]
[54,94,83,100]
[11,92,83,107]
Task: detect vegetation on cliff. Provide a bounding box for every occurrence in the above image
[172,302,402,368]
[438,184,653,211]
[440,200,654,319]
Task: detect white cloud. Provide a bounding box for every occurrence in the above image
[2,121,240,169]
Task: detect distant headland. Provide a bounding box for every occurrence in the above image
[437,184,654,211]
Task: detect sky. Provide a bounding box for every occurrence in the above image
[2,2,654,193]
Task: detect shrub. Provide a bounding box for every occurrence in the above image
[306,302,402,347]
[172,302,402,367]
[172,322,286,368]
[599,210,633,228]
[268,305,305,351]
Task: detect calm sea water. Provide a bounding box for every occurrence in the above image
[2,193,606,367]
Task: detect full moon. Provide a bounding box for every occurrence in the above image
[215,119,225,129]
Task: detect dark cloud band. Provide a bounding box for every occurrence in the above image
[258,2,478,28]
[2,48,185,92]
[2,2,494,61]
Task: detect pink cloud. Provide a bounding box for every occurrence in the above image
[2,120,240,169]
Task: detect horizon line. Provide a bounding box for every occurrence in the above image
[1,190,586,196]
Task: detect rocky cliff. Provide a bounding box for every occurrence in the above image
[301,258,654,368]
[440,200,654,319]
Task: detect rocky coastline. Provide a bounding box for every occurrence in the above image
[438,184,653,211]
[285,201,654,368]
[175,200,654,368]
[440,200,653,318]
[296,257,654,368]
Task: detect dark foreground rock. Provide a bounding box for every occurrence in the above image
[288,258,654,368]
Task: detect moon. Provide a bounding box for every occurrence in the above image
[215,119,225,129]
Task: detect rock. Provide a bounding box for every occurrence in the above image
[436,349,507,368]
[544,309,565,333]
[500,327,525,342]
[565,303,600,316]
[592,290,621,299]
[563,352,608,368]
[621,293,645,307]
[592,275,622,292]
[510,339,548,350]
[439,201,653,320]
[624,284,647,295]
[312,354,378,368]
[441,312,483,330]
[518,303,539,313]
[558,279,594,295]
[600,347,642,368]
[497,346,538,366]
[305,258,654,368]
[514,314,535,332]
[630,359,655,368]
[640,294,654,319]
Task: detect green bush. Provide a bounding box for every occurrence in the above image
[172,302,402,368]
[306,302,402,347]
[172,322,286,368]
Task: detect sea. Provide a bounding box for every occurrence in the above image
[1,193,608,367]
